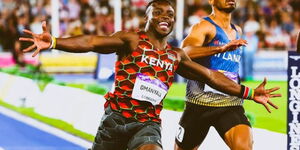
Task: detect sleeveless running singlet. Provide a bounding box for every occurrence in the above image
[104,31,179,123]
[186,17,243,107]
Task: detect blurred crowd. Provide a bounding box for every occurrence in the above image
[0,0,299,55]
[185,0,300,50]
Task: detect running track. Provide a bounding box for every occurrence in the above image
[0,105,286,150]
[0,109,88,150]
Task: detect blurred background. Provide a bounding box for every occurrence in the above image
[0,0,299,150]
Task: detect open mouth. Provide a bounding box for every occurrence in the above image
[226,0,235,5]
[159,22,169,30]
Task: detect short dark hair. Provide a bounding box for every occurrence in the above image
[146,0,174,10]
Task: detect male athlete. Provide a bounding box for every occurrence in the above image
[20,1,280,150]
[175,0,275,150]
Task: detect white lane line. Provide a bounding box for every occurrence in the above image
[0,106,92,148]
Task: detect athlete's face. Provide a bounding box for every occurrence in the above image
[210,0,237,13]
[145,2,175,37]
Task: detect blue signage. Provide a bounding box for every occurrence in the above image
[287,51,300,150]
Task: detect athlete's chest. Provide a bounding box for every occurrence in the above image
[211,29,241,57]
[129,40,179,72]
[115,40,179,105]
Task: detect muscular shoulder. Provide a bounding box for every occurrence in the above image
[182,19,216,47]
[111,31,139,56]
[112,31,139,42]
[189,19,215,35]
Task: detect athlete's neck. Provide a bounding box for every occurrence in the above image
[210,8,232,30]
[145,28,168,50]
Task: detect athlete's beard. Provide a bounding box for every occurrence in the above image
[215,3,236,14]
[219,7,235,13]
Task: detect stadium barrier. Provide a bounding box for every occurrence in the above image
[0,52,39,68]
[253,50,287,81]
[0,72,105,135]
[36,83,104,135]
[40,52,98,73]
[0,72,288,149]
[0,72,41,108]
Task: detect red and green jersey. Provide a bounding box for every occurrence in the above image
[104,31,179,123]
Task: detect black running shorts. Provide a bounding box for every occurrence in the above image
[91,106,162,150]
[175,102,251,149]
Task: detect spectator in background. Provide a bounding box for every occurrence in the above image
[83,16,96,35]
[291,22,300,49]
[13,40,25,66]
[66,19,83,36]
[30,15,43,34]
[101,14,114,35]
[59,6,70,37]
[282,12,294,34]
[43,0,51,17]
[67,0,81,20]
[17,14,29,35]
[266,19,291,49]
[0,0,16,12]
[31,0,47,17]
[1,11,25,66]
[123,12,140,31]
[0,10,5,52]
[243,14,259,80]
[1,13,18,51]
[280,0,293,14]
[0,0,299,61]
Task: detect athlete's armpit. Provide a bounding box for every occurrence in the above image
[181,20,214,48]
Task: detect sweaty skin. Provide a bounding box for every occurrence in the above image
[176,0,281,150]
[20,1,281,150]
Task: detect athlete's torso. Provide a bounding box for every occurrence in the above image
[186,17,243,107]
[104,31,179,123]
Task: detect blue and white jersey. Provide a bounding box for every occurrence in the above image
[186,17,243,107]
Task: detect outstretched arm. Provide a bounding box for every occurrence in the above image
[175,48,281,112]
[176,48,241,96]
[19,21,129,57]
[54,32,126,53]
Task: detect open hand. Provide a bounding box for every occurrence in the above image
[252,78,281,113]
[19,21,52,57]
[221,39,247,52]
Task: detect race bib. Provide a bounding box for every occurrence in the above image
[176,125,185,143]
[204,70,238,95]
[132,73,168,105]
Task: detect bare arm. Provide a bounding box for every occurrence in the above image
[182,20,247,59]
[176,48,241,96]
[19,22,130,56]
[175,48,281,112]
[55,32,126,53]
